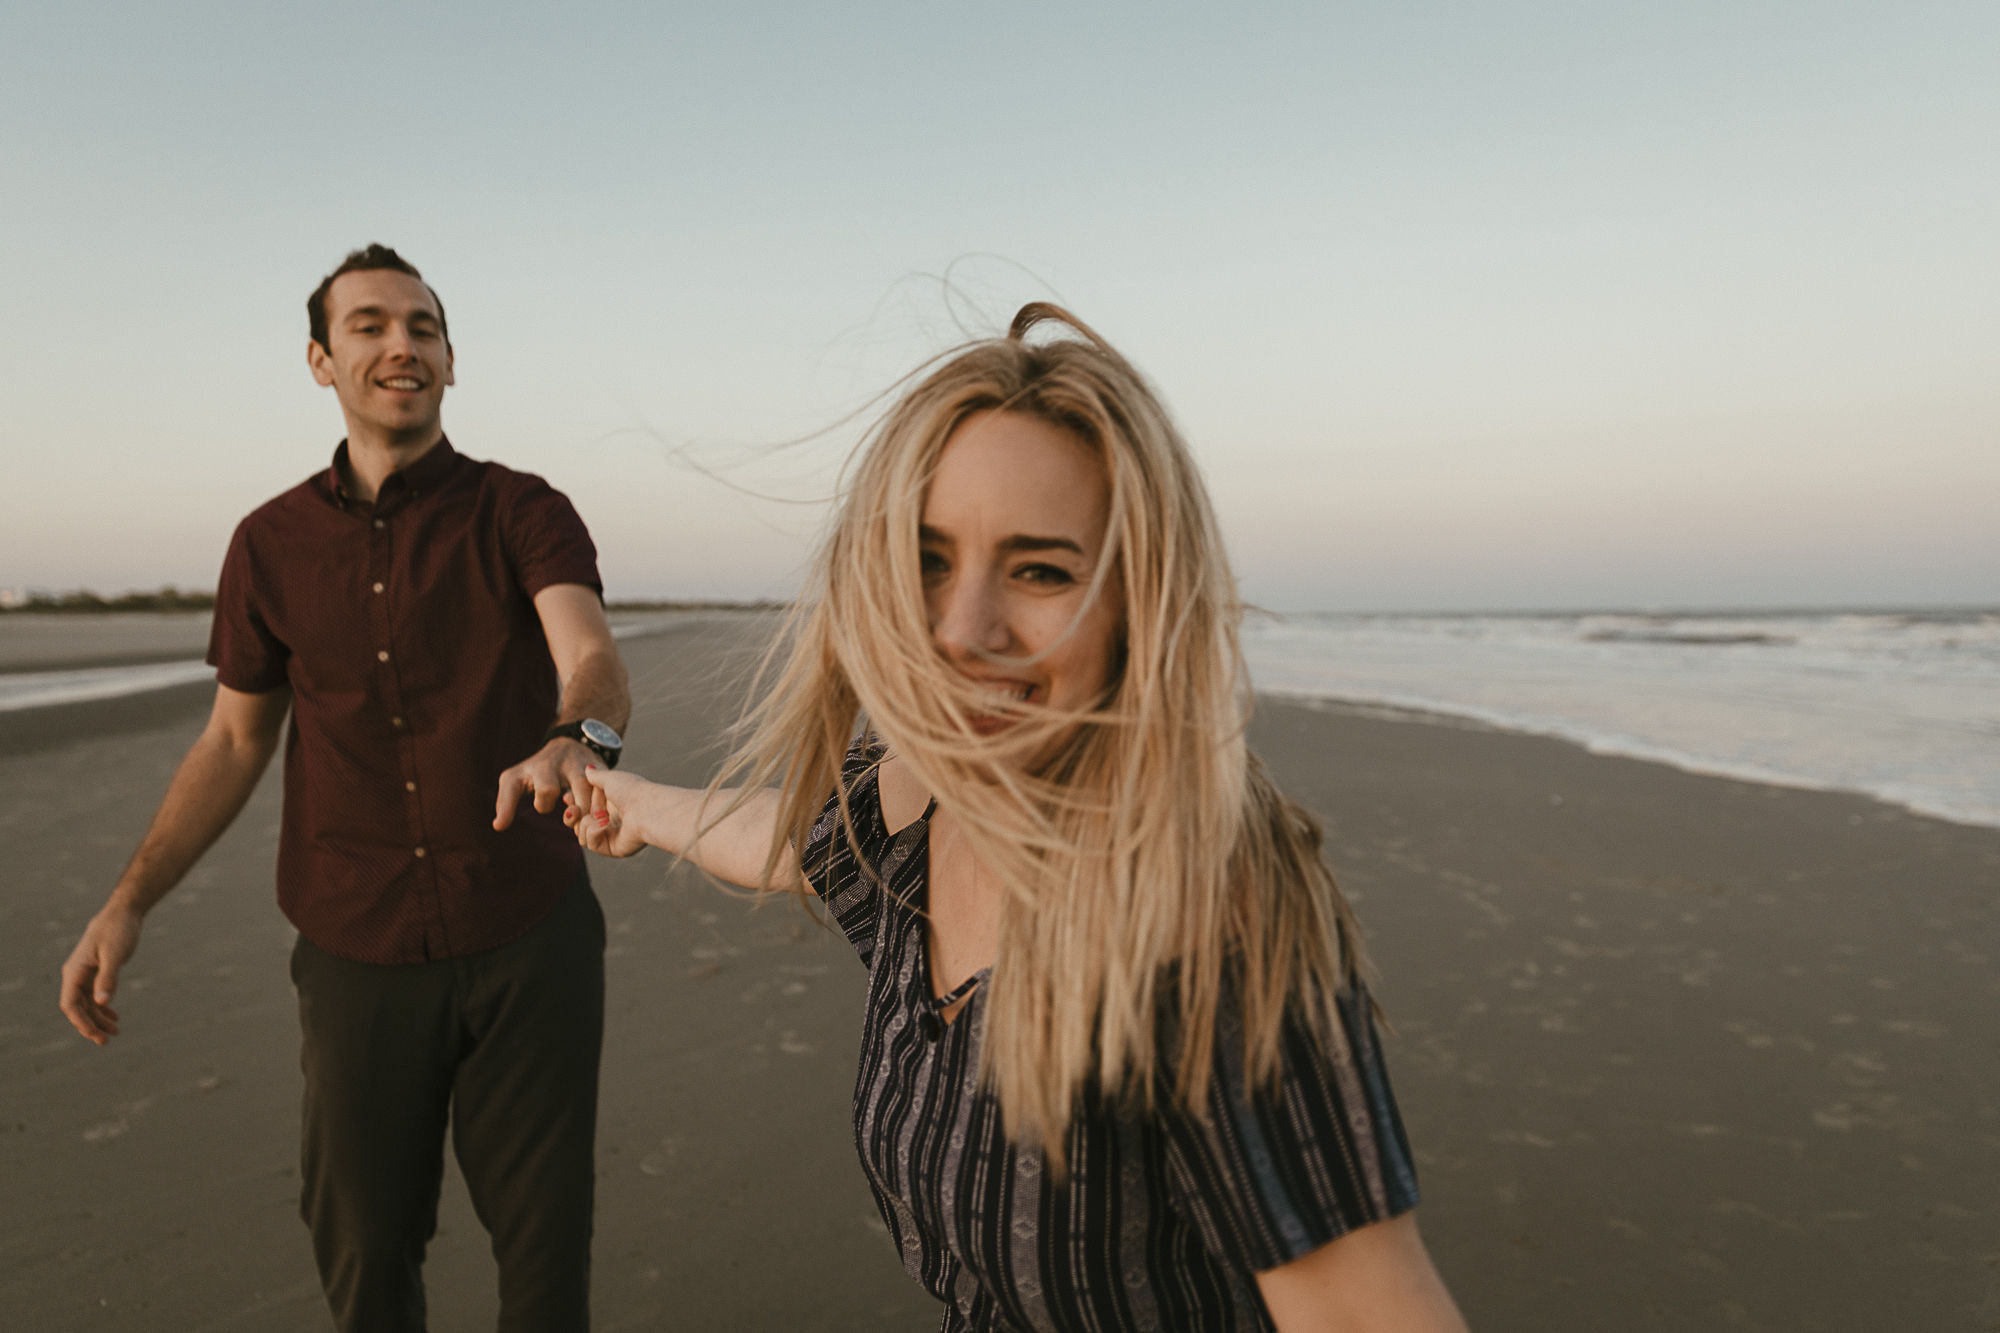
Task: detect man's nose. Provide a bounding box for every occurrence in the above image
[384,321,419,357]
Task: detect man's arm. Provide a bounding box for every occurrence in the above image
[59,682,292,1045]
[493,583,632,831]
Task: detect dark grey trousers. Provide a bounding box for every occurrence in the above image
[291,870,604,1333]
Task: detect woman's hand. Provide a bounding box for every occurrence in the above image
[565,767,657,859]
[562,771,800,891]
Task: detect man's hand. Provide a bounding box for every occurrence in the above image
[60,907,143,1046]
[494,738,597,831]
[54,682,288,1048]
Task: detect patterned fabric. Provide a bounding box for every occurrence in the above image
[803,741,1421,1332]
[208,438,601,964]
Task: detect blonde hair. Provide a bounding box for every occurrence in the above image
[709,303,1366,1153]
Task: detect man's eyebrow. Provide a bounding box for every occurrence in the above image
[340,304,439,325]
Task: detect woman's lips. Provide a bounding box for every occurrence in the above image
[963,678,1036,731]
[972,681,1035,710]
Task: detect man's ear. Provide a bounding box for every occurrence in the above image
[443,343,456,388]
[307,339,337,387]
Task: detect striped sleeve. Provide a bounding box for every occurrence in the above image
[1160,981,1421,1275]
[800,739,889,967]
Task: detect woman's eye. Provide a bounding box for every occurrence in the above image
[1016,563,1075,587]
[919,550,949,579]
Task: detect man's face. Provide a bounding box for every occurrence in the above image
[307,269,454,441]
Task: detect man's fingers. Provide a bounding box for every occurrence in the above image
[493,768,530,830]
[60,963,112,1044]
[565,766,594,822]
[94,953,122,1005]
[532,771,563,815]
[59,965,94,1035]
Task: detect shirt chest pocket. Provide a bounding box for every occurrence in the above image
[397,545,526,694]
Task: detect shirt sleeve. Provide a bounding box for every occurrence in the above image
[205,519,291,693]
[1160,979,1421,1275]
[802,739,890,968]
[501,473,602,600]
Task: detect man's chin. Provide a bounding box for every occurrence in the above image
[358,406,444,441]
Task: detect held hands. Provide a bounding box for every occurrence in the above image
[59,907,142,1046]
[564,766,654,858]
[494,738,596,832]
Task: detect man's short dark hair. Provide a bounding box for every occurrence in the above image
[307,244,451,354]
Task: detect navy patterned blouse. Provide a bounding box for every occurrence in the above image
[802,742,1421,1332]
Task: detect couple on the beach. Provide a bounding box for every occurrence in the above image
[59,246,1468,1332]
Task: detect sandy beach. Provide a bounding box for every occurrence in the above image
[0,613,217,674]
[2,615,1995,1331]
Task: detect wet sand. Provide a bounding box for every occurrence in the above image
[0,613,215,674]
[2,617,1995,1330]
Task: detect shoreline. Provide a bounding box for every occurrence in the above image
[0,611,755,709]
[1264,687,2000,833]
[4,604,1987,832]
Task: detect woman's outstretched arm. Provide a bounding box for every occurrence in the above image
[1255,1213,1468,1333]
[570,768,801,892]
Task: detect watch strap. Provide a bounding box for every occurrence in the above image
[543,720,620,768]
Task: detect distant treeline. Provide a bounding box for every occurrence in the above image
[606,599,788,613]
[0,586,217,614]
[0,588,784,615]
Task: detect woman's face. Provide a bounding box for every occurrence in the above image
[920,409,1120,737]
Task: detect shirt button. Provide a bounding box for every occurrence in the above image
[414,847,427,858]
[374,519,385,530]
[391,716,404,728]
[377,650,390,662]
[405,781,416,791]
[372,582,384,594]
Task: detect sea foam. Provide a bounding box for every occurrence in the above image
[1242,609,2000,830]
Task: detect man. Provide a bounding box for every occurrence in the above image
[58,244,629,1332]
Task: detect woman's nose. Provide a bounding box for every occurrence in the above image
[936,572,1011,657]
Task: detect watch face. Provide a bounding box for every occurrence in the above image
[580,718,622,750]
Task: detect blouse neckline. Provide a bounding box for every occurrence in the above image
[880,783,987,1040]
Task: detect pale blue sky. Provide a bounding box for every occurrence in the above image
[2,2,1993,610]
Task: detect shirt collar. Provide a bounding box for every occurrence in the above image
[327,436,460,512]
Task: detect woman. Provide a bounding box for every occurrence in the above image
[571,306,1468,1332]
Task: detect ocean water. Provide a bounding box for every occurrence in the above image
[1241,609,2000,830]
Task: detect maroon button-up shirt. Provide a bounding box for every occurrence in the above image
[207,438,600,964]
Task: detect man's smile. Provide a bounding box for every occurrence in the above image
[376,375,427,392]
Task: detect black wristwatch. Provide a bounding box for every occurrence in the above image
[544,718,623,768]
